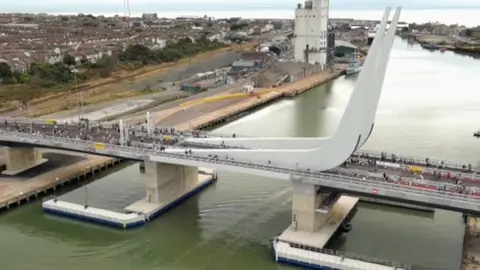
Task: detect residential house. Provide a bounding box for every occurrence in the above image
[431,24,450,36]
[82,48,102,63]
[469,27,480,39]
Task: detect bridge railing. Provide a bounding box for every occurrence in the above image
[279,240,412,269]
[332,164,480,194]
[5,121,477,173]
[4,131,480,209]
[178,136,478,173]
[355,150,476,172]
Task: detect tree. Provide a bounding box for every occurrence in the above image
[0,62,12,78]
[63,54,76,66]
[92,55,118,69]
[10,72,31,84]
[230,23,248,31]
[2,76,17,84]
[272,21,282,30]
[466,29,472,37]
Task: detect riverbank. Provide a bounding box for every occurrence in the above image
[401,33,480,56]
[174,69,344,131]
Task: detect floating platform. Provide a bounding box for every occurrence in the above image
[273,241,411,270]
[42,171,216,229]
[43,200,146,228]
[273,195,411,269]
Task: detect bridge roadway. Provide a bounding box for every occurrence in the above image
[2,122,480,195]
[2,121,477,169]
[3,121,479,184]
[1,129,480,214]
[3,121,480,187]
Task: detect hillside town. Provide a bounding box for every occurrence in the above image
[1,12,479,112]
[0,13,287,83]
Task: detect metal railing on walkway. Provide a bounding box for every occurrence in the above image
[279,239,412,270]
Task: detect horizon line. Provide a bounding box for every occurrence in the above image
[2,5,480,14]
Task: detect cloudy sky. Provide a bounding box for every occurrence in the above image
[4,0,480,13]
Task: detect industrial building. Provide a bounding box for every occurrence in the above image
[293,0,331,69]
[334,40,357,58]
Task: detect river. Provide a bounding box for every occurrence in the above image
[1,38,480,270]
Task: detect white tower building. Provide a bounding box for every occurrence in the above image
[294,0,329,69]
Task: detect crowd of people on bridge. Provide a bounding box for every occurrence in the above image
[336,155,478,197]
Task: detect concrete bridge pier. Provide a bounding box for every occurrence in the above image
[2,147,48,175]
[277,181,358,249]
[145,162,199,204]
[291,182,333,233]
[124,161,215,218]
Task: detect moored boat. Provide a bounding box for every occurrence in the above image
[345,61,362,76]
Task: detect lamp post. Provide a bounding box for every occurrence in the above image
[84,165,90,208]
[70,67,83,122]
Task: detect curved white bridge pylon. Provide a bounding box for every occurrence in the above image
[185,7,401,151]
[165,7,402,172]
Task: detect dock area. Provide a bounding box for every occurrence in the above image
[42,169,216,229]
[0,151,120,211]
[174,69,343,131]
[462,216,480,270]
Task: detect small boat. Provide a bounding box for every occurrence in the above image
[345,61,362,76]
[420,43,439,50]
[439,47,447,53]
[473,131,480,138]
[341,222,352,233]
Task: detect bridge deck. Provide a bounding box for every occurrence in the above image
[1,125,480,213]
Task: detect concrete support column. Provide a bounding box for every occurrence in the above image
[144,162,198,204]
[119,120,125,145]
[146,111,153,137]
[291,182,333,233]
[3,147,48,175]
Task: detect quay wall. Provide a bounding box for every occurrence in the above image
[0,156,122,211]
[175,69,344,131]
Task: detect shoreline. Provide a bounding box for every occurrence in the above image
[400,33,480,56]
[174,69,345,131]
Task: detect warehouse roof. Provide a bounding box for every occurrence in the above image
[335,40,357,49]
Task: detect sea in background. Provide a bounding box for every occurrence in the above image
[77,9,478,26]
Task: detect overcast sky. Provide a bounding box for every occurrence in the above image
[4,0,480,13]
